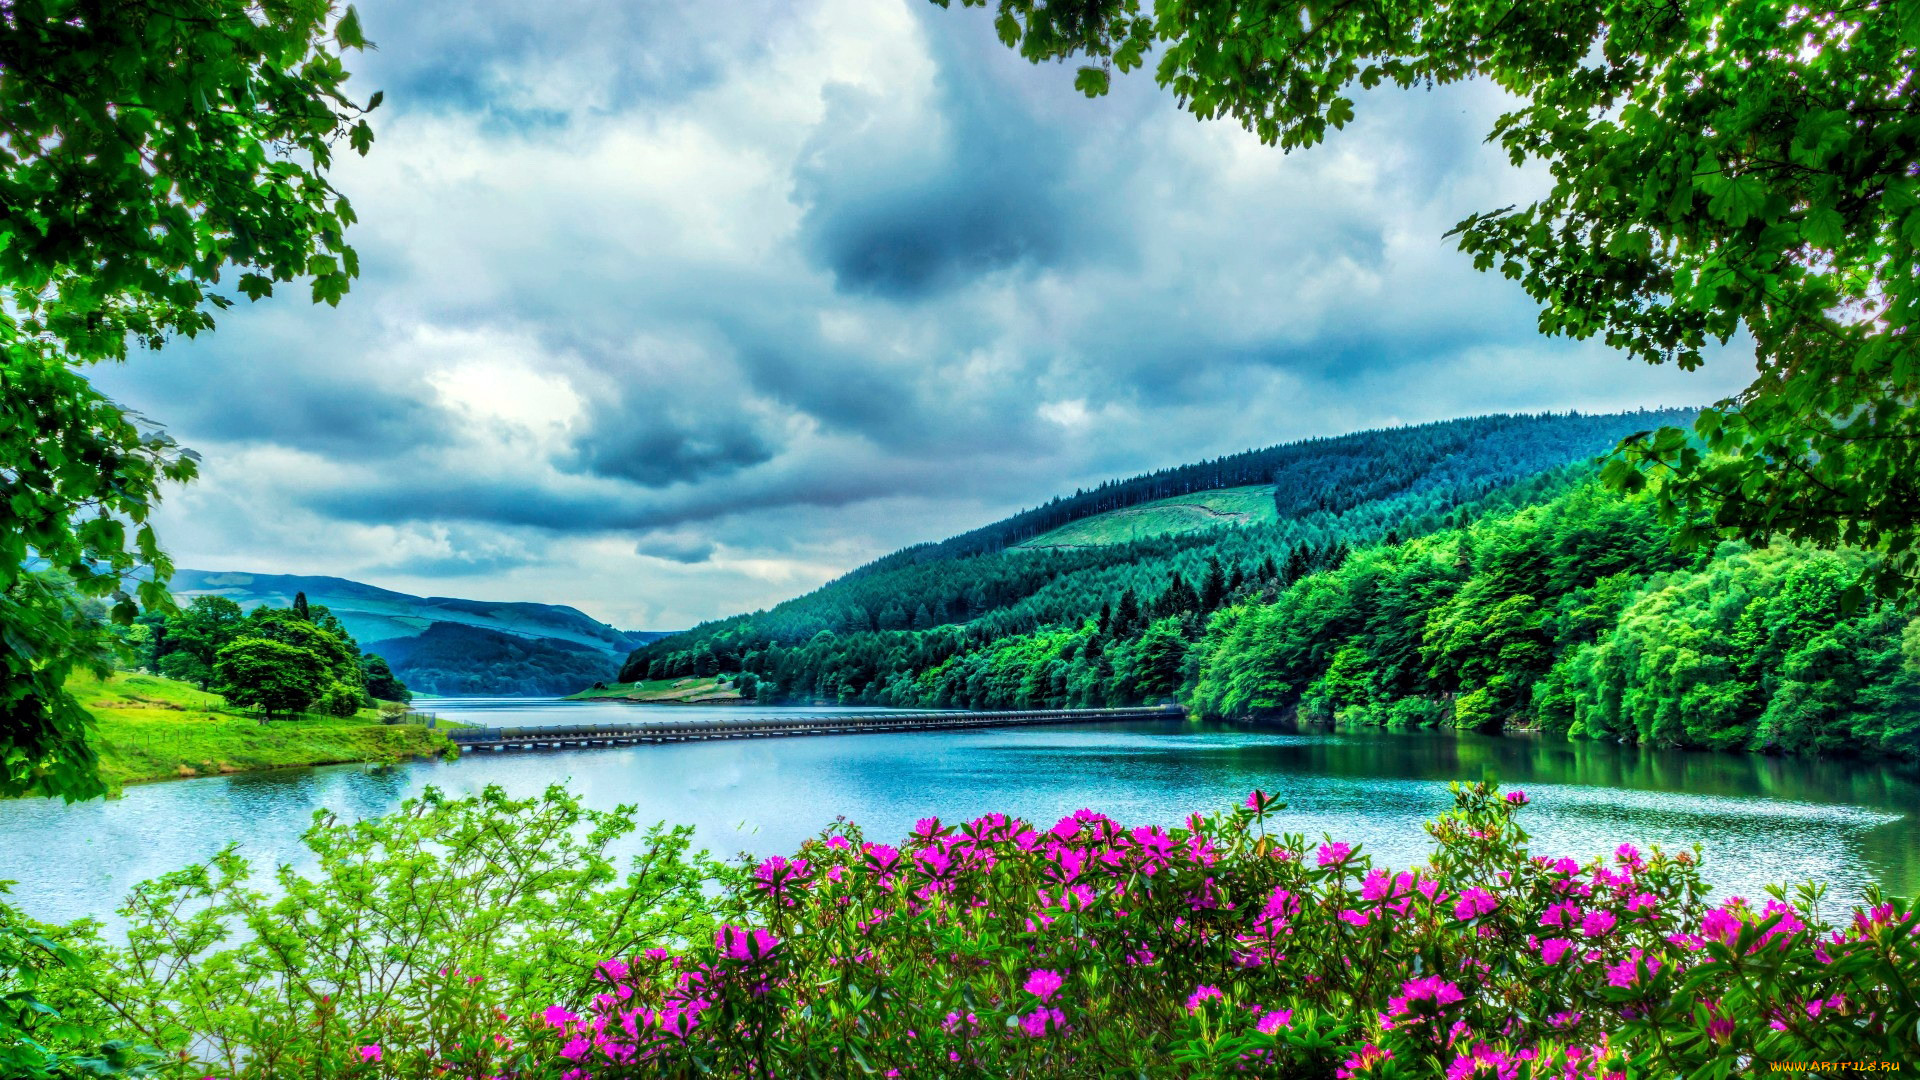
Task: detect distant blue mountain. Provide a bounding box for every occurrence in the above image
[170,569,674,696]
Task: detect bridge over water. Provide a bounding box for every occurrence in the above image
[444,705,1188,752]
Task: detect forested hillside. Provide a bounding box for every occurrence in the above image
[853,411,1691,570]
[621,410,1919,759]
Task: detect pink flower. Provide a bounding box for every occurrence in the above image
[1337,1044,1393,1078]
[1338,908,1372,927]
[1540,901,1581,928]
[1362,869,1392,901]
[1317,842,1353,867]
[1023,968,1064,1002]
[542,1005,578,1029]
[357,1045,382,1063]
[714,924,780,962]
[1185,984,1225,1013]
[1452,887,1498,920]
[1019,1007,1066,1037]
[1256,1008,1293,1034]
[1538,938,1574,965]
[1387,976,1464,1025]
[1605,948,1661,988]
[1504,791,1529,805]
[1581,910,1617,937]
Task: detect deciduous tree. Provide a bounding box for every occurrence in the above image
[1,0,379,797]
[214,637,330,722]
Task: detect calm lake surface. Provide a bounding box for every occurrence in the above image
[2,699,1915,926]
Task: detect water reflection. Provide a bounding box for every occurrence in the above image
[0,712,1911,928]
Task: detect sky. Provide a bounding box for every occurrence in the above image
[93,0,1754,632]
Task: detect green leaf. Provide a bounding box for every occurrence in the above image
[1073,66,1110,98]
[1706,174,1767,227]
[336,6,368,49]
[1801,206,1844,250]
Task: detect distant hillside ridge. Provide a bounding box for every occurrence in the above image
[620,408,1693,685]
[366,623,623,697]
[848,409,1693,576]
[170,570,675,697]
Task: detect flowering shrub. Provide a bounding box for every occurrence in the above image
[500,784,1918,1078]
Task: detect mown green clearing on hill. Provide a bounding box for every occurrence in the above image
[1018,486,1279,548]
[566,676,743,703]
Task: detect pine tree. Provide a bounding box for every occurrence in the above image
[1200,558,1228,611]
[1113,588,1141,637]
[293,591,311,621]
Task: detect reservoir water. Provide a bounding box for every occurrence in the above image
[2,699,1915,926]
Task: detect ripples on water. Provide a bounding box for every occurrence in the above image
[0,701,1912,926]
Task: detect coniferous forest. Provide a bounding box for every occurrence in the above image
[622,409,1920,759]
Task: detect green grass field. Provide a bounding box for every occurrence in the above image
[69,671,451,791]
[1018,485,1279,548]
[566,676,743,703]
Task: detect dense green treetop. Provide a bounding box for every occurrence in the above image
[1,0,376,798]
[213,636,330,721]
[932,0,1920,591]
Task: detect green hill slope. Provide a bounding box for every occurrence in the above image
[618,409,1686,680]
[169,571,673,696]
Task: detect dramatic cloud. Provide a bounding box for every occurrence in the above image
[91,0,1754,630]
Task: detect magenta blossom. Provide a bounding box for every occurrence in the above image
[1387,976,1465,1024]
[1023,968,1064,1002]
[1504,791,1529,805]
[1337,1044,1394,1078]
[1605,949,1662,988]
[1185,984,1225,1013]
[1453,887,1498,920]
[1256,1008,1293,1034]
[357,1044,382,1063]
[1019,1007,1066,1037]
[714,924,780,962]
[1317,842,1353,867]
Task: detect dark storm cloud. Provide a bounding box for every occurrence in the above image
[633,532,719,564]
[790,7,1133,298]
[794,83,1070,297]
[571,399,780,487]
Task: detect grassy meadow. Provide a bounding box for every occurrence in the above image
[69,671,451,791]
